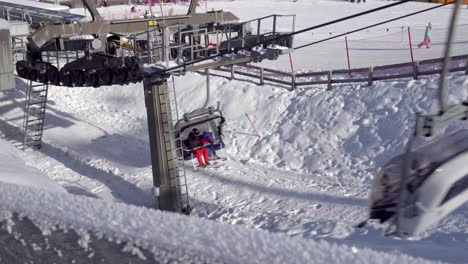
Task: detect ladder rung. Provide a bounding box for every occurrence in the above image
[31,90,47,93]
[28,104,46,110]
[24,128,43,136]
[24,140,42,145]
[29,101,46,106]
[27,113,45,118]
[27,124,43,129]
[27,118,44,123]
[25,133,43,138]
[24,137,42,142]
[25,128,43,133]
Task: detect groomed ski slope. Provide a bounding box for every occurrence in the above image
[0,0,468,262]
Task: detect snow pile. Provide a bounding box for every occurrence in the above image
[0,179,440,263]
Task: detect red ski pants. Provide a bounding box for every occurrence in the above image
[194,147,209,165]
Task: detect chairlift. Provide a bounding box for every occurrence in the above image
[174,66,226,161]
[367,0,468,238]
[174,106,225,160]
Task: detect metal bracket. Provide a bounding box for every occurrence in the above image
[416,102,468,137]
[153,187,160,198]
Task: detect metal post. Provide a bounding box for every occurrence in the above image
[257,19,261,44]
[368,67,373,86]
[291,15,296,49]
[260,67,264,85]
[163,27,170,66]
[177,27,182,63]
[143,77,178,212]
[407,27,414,64]
[465,56,468,75]
[438,0,461,113]
[203,68,210,109]
[228,26,232,51]
[413,61,419,80]
[230,65,235,80]
[291,73,296,91]
[273,15,277,34]
[327,70,332,91]
[241,23,245,48]
[345,36,351,71]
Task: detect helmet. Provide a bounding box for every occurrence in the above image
[202,131,211,138]
[192,128,200,135]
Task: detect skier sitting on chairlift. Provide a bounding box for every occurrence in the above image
[187,128,210,167]
[202,131,221,160]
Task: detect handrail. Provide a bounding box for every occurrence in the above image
[242,14,296,24]
[202,54,468,91]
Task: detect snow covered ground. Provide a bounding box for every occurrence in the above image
[1,0,468,262]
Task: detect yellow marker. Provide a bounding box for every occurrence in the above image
[148,20,158,27]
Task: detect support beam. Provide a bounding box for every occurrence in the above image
[187,0,198,15]
[143,77,182,212]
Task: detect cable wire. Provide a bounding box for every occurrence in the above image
[295,0,456,50]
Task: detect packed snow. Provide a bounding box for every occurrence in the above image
[0,138,65,193]
[0,177,443,263]
[1,0,468,263]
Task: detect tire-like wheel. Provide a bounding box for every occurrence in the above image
[16,63,28,79]
[112,67,127,84]
[98,69,112,86]
[71,70,84,87]
[129,62,141,79]
[29,69,38,82]
[84,70,99,87]
[60,68,72,87]
[47,67,60,85]
[37,70,48,84]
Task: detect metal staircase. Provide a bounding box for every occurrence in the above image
[22,80,48,150]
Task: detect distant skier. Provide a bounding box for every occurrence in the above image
[417,22,432,49]
[187,128,210,167]
[130,6,138,18]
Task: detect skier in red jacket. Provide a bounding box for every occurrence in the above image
[187,128,210,167]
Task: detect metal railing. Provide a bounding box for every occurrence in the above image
[203,54,468,91]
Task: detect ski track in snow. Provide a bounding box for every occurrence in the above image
[1,0,468,262]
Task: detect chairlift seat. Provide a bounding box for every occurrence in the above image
[369,129,468,236]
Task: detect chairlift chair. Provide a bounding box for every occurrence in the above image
[174,106,225,161]
[369,129,468,237]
